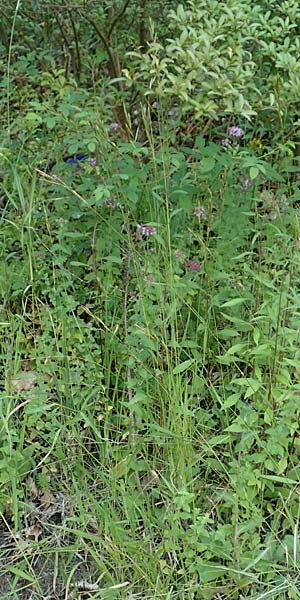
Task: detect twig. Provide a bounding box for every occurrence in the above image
[107,0,133,38]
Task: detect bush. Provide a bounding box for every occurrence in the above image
[128,0,300,144]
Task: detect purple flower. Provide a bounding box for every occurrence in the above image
[221,137,231,147]
[129,290,137,297]
[186,260,201,273]
[227,126,244,138]
[108,122,120,132]
[137,224,157,237]
[89,157,97,166]
[241,178,251,191]
[193,206,207,218]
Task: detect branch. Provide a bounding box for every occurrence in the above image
[81,12,118,79]
[64,1,82,82]
[107,0,133,38]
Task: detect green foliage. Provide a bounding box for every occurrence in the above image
[1,2,300,599]
[129,0,300,141]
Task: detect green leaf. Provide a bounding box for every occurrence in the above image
[179,28,188,45]
[68,143,81,154]
[200,157,215,172]
[261,475,299,485]
[221,313,253,331]
[173,359,195,374]
[225,418,247,433]
[232,377,262,397]
[222,393,241,408]
[253,328,260,345]
[226,343,247,355]
[63,232,87,239]
[277,457,287,475]
[250,166,259,179]
[103,255,123,264]
[112,458,129,479]
[195,136,206,150]
[45,116,57,129]
[6,566,35,582]
[209,434,230,447]
[131,391,148,403]
[196,563,227,583]
[221,298,246,308]
[25,112,42,122]
[218,328,239,339]
[245,381,262,398]
[94,186,109,200]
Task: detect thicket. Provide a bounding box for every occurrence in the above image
[1,1,300,599]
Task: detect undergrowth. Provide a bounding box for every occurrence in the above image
[1,1,300,599]
[1,117,300,599]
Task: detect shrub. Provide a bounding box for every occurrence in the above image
[128,0,300,144]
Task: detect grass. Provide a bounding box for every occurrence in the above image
[1,117,300,599]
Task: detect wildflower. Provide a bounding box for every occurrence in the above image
[174,249,184,260]
[241,178,251,191]
[193,206,207,218]
[105,198,123,209]
[108,122,120,132]
[137,224,157,236]
[227,126,244,138]
[144,275,154,285]
[221,138,231,147]
[129,290,137,297]
[186,260,201,273]
[89,157,97,166]
[249,137,264,151]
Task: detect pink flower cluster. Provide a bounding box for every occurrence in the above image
[186,260,201,272]
[137,224,157,236]
[221,126,244,147]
